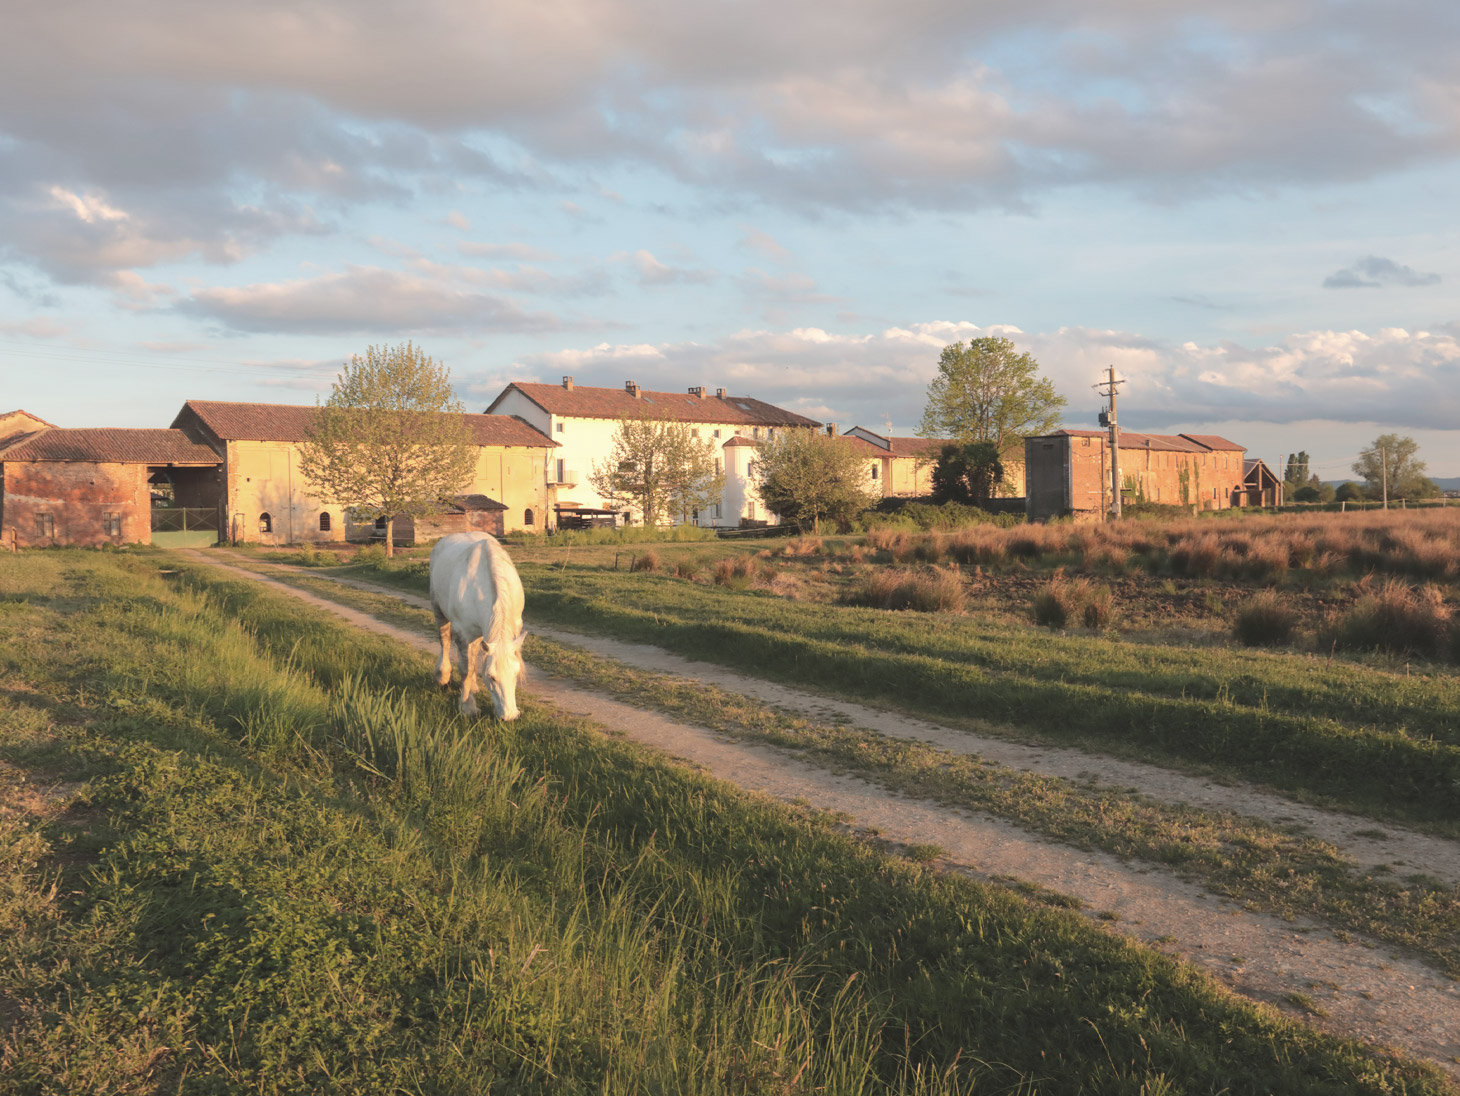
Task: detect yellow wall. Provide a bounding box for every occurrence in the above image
[225,440,553,544]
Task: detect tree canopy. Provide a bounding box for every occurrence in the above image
[929,441,1005,507]
[588,416,724,526]
[1283,452,1311,491]
[1352,434,1438,501]
[917,337,1065,454]
[751,430,875,533]
[297,343,477,557]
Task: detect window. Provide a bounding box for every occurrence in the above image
[714,458,722,475]
[713,503,722,519]
[102,512,121,536]
[318,512,332,532]
[557,458,567,482]
[35,513,54,538]
[556,422,564,433]
[258,512,272,533]
[524,508,535,526]
[752,427,761,439]
[691,428,699,438]
[747,501,757,519]
[870,464,880,480]
[713,429,721,439]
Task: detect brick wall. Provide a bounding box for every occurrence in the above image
[2,461,148,548]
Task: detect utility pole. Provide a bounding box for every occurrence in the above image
[1095,366,1124,519]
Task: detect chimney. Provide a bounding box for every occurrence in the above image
[825,422,838,437]
[562,376,574,390]
[625,380,641,398]
[715,387,727,398]
[688,386,706,399]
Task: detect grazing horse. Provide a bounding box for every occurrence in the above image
[428,532,526,720]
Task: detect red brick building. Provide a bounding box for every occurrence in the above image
[0,426,223,548]
[1025,429,1251,521]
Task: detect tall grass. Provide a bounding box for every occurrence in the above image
[858,509,1460,584]
[848,568,966,612]
[1328,579,1453,659]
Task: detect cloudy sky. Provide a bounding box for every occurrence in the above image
[3,0,1458,478]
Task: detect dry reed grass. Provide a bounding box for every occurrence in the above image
[849,567,967,612]
[1233,590,1297,647]
[1032,572,1117,630]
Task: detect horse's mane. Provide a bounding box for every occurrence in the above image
[483,536,522,651]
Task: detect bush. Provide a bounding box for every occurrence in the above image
[673,557,702,580]
[355,543,388,565]
[1233,590,1296,647]
[849,567,966,613]
[1329,580,1452,658]
[1080,584,1117,630]
[1032,574,1088,628]
[862,499,1022,532]
[713,555,758,589]
[629,549,660,572]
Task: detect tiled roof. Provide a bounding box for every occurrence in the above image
[0,410,56,451]
[449,494,508,512]
[175,400,556,448]
[1,428,221,464]
[490,382,822,428]
[1179,433,1246,452]
[1044,429,1241,454]
[844,428,945,457]
[722,436,761,448]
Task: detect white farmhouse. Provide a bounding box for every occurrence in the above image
[484,377,821,527]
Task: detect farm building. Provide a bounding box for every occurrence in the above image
[1243,458,1283,508]
[1024,429,1250,521]
[485,377,821,526]
[170,400,557,545]
[0,426,224,549]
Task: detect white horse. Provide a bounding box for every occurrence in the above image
[428,532,527,720]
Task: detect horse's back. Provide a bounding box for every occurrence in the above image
[429,533,523,635]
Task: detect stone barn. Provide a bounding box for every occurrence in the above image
[0,427,223,548]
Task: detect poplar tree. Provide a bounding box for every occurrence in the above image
[298,343,477,557]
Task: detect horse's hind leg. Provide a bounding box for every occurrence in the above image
[432,603,453,688]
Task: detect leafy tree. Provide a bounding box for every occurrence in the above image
[1292,485,1321,504]
[1283,452,1311,492]
[297,343,476,558]
[917,337,1065,454]
[930,441,1005,506]
[751,430,876,533]
[1334,482,1365,503]
[1352,434,1437,501]
[588,416,723,526]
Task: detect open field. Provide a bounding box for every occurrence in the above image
[3,550,1455,1092]
[206,558,1460,983]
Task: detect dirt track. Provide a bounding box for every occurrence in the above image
[181,550,1460,1081]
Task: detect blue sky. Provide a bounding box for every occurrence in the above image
[3,0,1458,480]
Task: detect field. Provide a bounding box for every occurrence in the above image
[3,519,1460,1090]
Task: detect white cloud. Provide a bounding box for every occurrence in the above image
[181,264,568,335]
[614,249,715,287]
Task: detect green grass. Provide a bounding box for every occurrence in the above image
[215,564,1460,983]
[331,560,1460,830]
[0,551,1450,1093]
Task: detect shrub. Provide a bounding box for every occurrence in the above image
[630,549,660,572]
[1233,590,1296,647]
[1032,574,1093,628]
[1080,584,1117,630]
[673,557,702,580]
[713,555,758,589]
[1329,580,1452,658]
[849,568,965,612]
[355,543,388,565]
